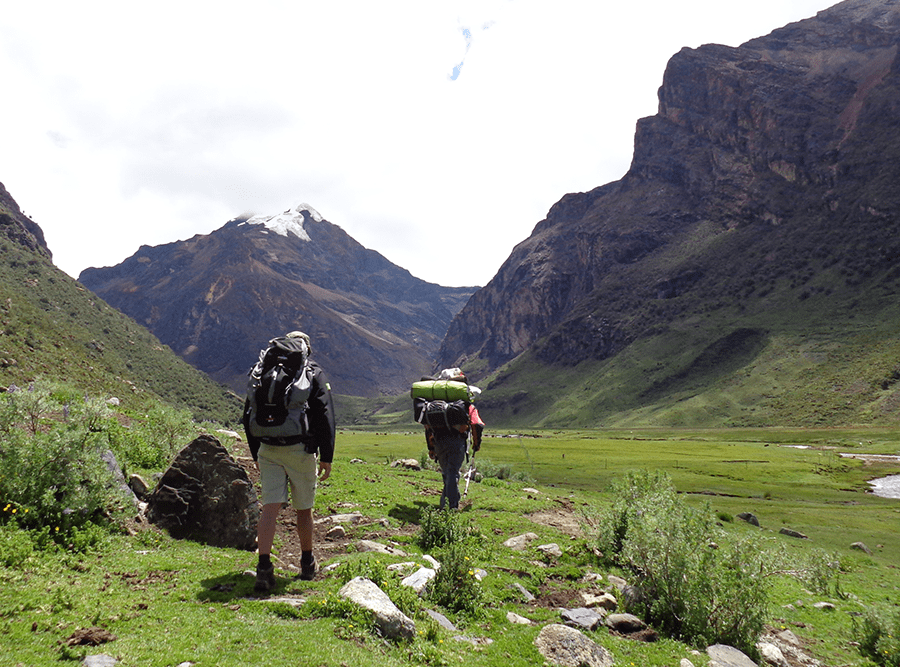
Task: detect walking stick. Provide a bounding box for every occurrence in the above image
[463,452,477,498]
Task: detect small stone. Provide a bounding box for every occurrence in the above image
[503,532,539,550]
[850,541,872,555]
[605,613,646,634]
[561,607,605,631]
[779,527,808,539]
[325,525,346,540]
[391,458,421,470]
[507,611,534,625]
[537,543,563,557]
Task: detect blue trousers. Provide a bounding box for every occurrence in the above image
[432,430,468,509]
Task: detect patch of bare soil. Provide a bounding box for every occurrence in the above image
[238,456,415,575]
[527,507,583,537]
[65,627,117,646]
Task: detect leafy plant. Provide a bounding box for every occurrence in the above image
[589,470,770,656]
[417,507,477,551]
[425,542,485,616]
[856,609,900,667]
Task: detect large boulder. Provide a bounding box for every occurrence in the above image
[146,435,258,550]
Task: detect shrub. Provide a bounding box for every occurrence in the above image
[856,609,900,667]
[589,470,769,656]
[425,542,485,616]
[0,522,34,568]
[417,507,477,551]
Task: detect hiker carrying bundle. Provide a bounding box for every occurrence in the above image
[411,368,485,509]
[241,331,336,591]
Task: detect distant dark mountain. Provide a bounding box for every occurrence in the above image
[0,182,240,423]
[436,0,900,427]
[79,205,476,397]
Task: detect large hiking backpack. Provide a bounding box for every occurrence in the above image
[411,371,475,432]
[246,336,312,443]
[414,398,469,431]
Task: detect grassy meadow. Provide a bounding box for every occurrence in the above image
[3,426,898,667]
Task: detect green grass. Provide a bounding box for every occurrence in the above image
[2,427,898,666]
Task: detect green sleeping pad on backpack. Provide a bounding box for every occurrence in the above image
[410,379,473,403]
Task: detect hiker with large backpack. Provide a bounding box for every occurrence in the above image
[241,330,335,593]
[411,368,484,510]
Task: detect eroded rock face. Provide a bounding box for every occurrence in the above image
[146,435,258,550]
[438,0,900,386]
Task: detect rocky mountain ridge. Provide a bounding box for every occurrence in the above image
[79,205,476,397]
[436,0,900,426]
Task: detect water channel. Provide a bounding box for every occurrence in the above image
[838,453,900,499]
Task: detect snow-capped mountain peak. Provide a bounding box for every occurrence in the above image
[241,203,323,241]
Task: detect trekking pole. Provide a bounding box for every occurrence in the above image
[463,452,476,498]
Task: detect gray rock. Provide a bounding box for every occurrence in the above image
[561,607,605,631]
[537,543,563,557]
[779,527,808,539]
[511,582,536,602]
[707,644,757,667]
[813,601,836,611]
[357,539,407,556]
[391,458,421,470]
[101,449,140,510]
[605,613,646,633]
[83,656,117,667]
[534,623,614,667]
[757,641,789,667]
[128,473,150,500]
[607,574,628,591]
[850,541,872,555]
[507,611,533,625]
[325,525,346,540]
[680,660,696,667]
[260,596,306,608]
[737,512,760,527]
[426,609,458,632]
[503,532,538,550]
[145,435,258,550]
[327,512,365,524]
[581,591,617,610]
[400,567,436,595]
[338,577,415,641]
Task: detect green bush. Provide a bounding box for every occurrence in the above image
[856,609,900,667]
[0,523,34,568]
[417,507,477,551]
[589,470,769,656]
[425,542,485,616]
[0,385,139,548]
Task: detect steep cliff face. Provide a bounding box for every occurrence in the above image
[0,181,51,259]
[438,0,900,383]
[80,206,475,396]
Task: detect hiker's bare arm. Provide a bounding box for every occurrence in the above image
[318,461,332,481]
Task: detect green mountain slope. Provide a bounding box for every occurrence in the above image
[0,183,241,424]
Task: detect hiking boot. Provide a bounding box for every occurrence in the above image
[299,556,317,581]
[254,562,276,593]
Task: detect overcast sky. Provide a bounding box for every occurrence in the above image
[1,0,838,287]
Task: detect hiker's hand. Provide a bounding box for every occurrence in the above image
[318,461,332,481]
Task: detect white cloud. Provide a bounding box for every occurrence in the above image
[0,0,837,286]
